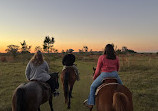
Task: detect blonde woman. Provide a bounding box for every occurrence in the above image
[25,50,55,92]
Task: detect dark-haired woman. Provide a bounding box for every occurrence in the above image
[84,44,123,109]
[25,50,55,92]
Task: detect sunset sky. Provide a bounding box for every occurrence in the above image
[0,0,158,53]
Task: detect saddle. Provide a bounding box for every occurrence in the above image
[95,78,118,95]
[30,80,51,91]
[63,65,78,75]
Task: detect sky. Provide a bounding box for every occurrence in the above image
[0,0,158,53]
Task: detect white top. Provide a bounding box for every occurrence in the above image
[25,60,51,82]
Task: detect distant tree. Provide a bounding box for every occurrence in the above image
[43,36,55,53]
[5,45,19,57]
[83,46,88,52]
[122,46,136,54]
[65,49,69,53]
[90,49,93,55]
[20,40,31,54]
[34,46,42,52]
[54,49,58,53]
[127,49,137,53]
[49,47,54,53]
[116,49,122,54]
[122,46,128,52]
[61,50,65,54]
[53,48,58,53]
[78,49,84,55]
[79,49,83,53]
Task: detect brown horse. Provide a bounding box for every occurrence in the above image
[92,67,133,111]
[12,73,59,111]
[60,67,77,109]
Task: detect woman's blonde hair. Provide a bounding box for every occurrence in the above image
[30,50,44,66]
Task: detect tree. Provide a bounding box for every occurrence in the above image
[122,46,128,52]
[34,46,42,52]
[127,49,137,53]
[20,40,31,54]
[116,49,122,54]
[122,46,136,54]
[5,45,19,57]
[90,49,93,55]
[43,36,55,53]
[61,50,65,54]
[54,49,58,53]
[78,49,84,54]
[65,49,69,53]
[79,49,83,52]
[83,46,88,52]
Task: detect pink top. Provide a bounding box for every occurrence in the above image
[93,55,119,80]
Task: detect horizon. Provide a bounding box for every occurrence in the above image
[0,0,158,53]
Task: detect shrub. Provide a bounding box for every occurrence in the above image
[0,56,7,62]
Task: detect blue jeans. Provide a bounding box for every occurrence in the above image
[87,71,123,105]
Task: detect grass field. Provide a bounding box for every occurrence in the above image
[0,54,158,111]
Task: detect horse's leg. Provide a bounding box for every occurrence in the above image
[69,85,74,98]
[62,84,68,104]
[67,84,74,109]
[68,91,71,109]
[49,94,54,111]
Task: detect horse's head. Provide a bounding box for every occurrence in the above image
[93,67,96,76]
[49,72,59,90]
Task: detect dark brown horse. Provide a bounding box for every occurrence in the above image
[60,67,77,109]
[12,73,59,111]
[92,67,133,111]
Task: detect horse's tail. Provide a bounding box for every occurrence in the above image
[113,92,130,111]
[15,87,25,111]
[64,71,69,103]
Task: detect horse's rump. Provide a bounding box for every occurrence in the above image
[63,66,77,76]
[62,67,76,99]
[113,92,131,111]
[61,67,76,84]
[12,81,50,111]
[96,84,133,111]
[12,84,26,111]
[61,67,76,109]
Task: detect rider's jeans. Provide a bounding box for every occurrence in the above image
[87,71,123,105]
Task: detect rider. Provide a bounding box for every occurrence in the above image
[62,49,80,81]
[25,50,56,93]
[83,44,123,109]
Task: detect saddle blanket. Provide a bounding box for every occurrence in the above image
[62,66,78,75]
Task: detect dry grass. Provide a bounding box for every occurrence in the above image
[0,53,157,111]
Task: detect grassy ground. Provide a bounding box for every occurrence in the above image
[0,54,158,111]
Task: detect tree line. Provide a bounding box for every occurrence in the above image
[4,36,137,58]
[5,36,56,57]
